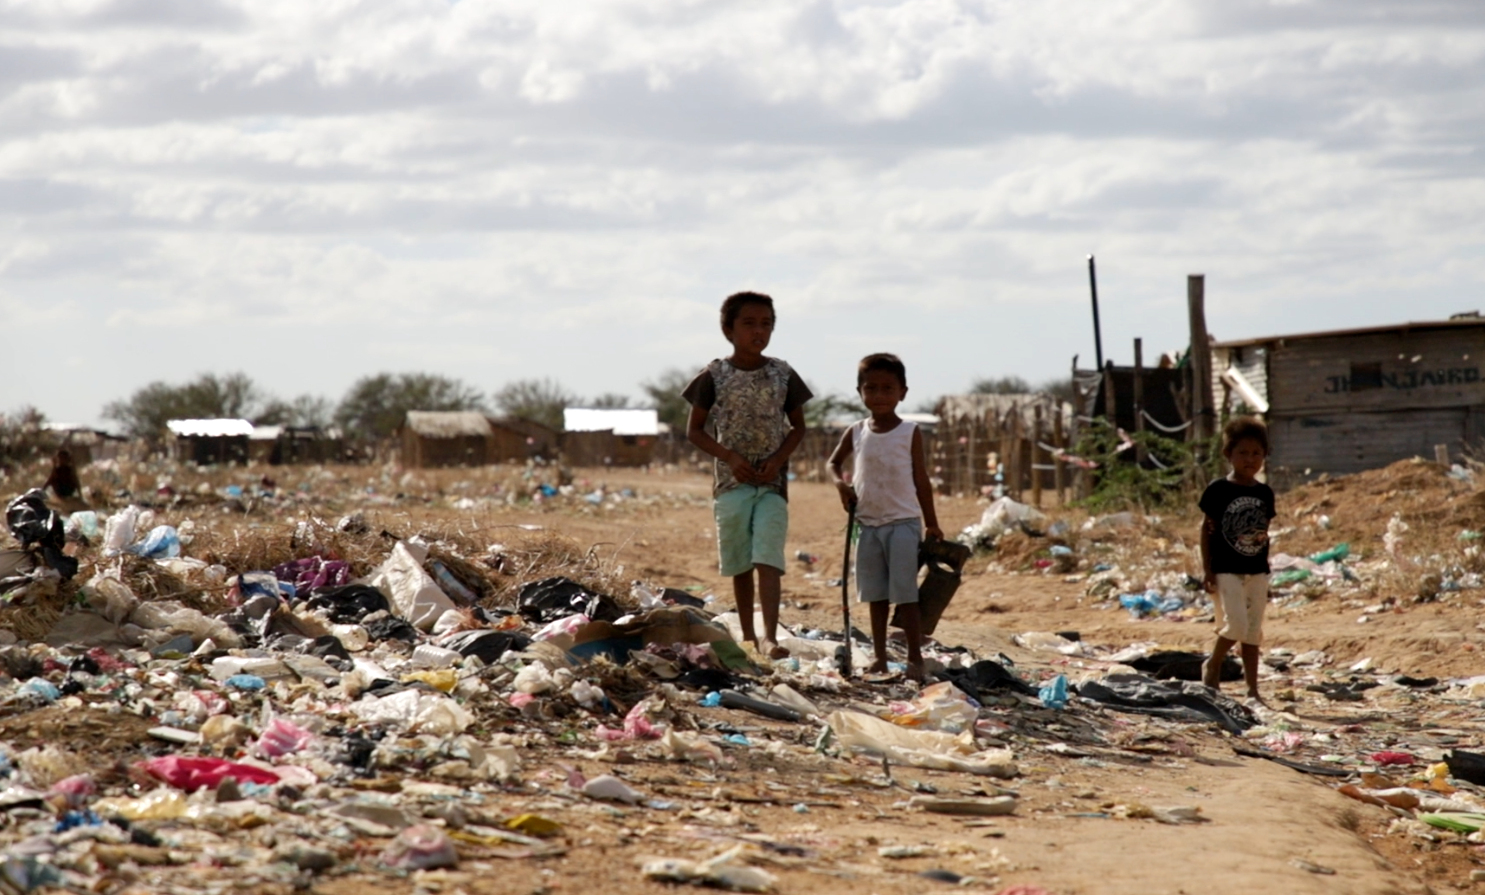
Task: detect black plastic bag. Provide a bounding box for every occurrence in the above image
[304,584,391,624]
[363,615,418,644]
[439,629,530,664]
[517,577,623,623]
[5,489,77,580]
[1128,650,1241,683]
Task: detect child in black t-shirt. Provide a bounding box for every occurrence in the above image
[1199,417,1276,703]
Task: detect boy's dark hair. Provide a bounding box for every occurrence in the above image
[1222,416,1269,456]
[857,353,907,388]
[720,291,774,334]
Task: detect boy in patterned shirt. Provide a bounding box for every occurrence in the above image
[683,292,812,659]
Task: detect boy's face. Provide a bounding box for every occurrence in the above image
[1225,437,1266,480]
[858,369,907,415]
[724,303,775,355]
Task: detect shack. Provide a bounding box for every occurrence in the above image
[489,417,560,463]
[400,411,493,468]
[167,419,252,466]
[1212,314,1485,485]
[561,408,660,467]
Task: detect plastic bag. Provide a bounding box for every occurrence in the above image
[887,681,979,733]
[101,507,140,557]
[130,601,241,648]
[381,824,458,870]
[255,718,315,759]
[350,689,473,735]
[1039,674,1069,710]
[827,710,1017,778]
[83,572,139,624]
[368,541,456,631]
[135,756,281,791]
[127,525,180,559]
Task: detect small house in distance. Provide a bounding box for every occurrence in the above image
[167,419,253,465]
[489,417,560,463]
[562,408,660,467]
[1212,313,1485,486]
[400,411,493,468]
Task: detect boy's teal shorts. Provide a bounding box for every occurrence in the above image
[714,485,788,577]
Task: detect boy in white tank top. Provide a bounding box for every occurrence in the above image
[827,353,942,682]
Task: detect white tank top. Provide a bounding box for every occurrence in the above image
[850,419,921,527]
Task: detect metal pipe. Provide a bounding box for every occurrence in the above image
[1088,255,1104,371]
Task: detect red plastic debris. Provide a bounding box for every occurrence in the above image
[135,756,280,792]
[1370,751,1415,766]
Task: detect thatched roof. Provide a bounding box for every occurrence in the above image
[405,411,493,439]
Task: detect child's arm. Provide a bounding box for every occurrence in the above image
[686,404,761,485]
[910,427,942,540]
[757,405,808,484]
[1199,515,1217,592]
[826,427,856,512]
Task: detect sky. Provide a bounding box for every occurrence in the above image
[2,0,1483,427]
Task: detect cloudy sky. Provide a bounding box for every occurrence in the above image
[3,0,1483,426]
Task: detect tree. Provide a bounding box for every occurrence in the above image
[0,405,48,467]
[969,375,1033,395]
[803,388,866,428]
[103,372,269,439]
[259,395,335,429]
[336,373,486,440]
[589,393,631,409]
[639,368,695,431]
[493,378,575,430]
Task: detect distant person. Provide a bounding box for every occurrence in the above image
[828,353,942,683]
[1199,417,1276,703]
[43,449,88,512]
[683,292,811,659]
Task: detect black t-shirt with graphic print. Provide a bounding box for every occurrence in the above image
[1199,477,1276,575]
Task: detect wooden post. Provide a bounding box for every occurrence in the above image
[1103,359,1117,425]
[1188,274,1214,441]
[1053,404,1066,507]
[1007,405,1023,501]
[1133,337,1145,466]
[1435,444,1451,467]
[1032,404,1044,508]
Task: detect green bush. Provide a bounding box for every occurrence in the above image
[1075,417,1223,513]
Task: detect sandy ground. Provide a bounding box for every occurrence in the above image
[306,463,1478,895]
[9,460,1483,895]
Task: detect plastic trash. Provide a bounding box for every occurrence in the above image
[20,679,59,703]
[5,490,76,578]
[64,511,101,542]
[1308,543,1350,564]
[93,788,187,821]
[1039,674,1069,710]
[127,525,181,559]
[368,541,457,631]
[254,718,315,758]
[517,577,624,624]
[427,560,479,606]
[223,674,266,691]
[1271,570,1311,587]
[887,681,979,733]
[827,710,1017,778]
[581,774,644,804]
[101,506,140,557]
[381,824,458,870]
[135,756,280,791]
[910,795,1017,816]
[350,688,473,735]
[719,689,803,723]
[596,697,665,741]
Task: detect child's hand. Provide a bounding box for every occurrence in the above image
[1202,572,1217,593]
[835,482,857,513]
[924,525,943,541]
[756,454,786,484]
[727,453,760,485]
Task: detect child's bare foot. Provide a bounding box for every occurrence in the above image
[759,639,790,660]
[1246,691,1269,708]
[865,659,889,676]
[905,660,926,684]
[1200,659,1220,689]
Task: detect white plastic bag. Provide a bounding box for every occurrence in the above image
[101,506,141,557]
[368,541,456,631]
[350,689,473,735]
[84,572,139,624]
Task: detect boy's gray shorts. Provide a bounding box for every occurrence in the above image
[856,518,921,605]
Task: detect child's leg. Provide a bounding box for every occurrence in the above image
[756,564,788,658]
[868,600,890,674]
[895,602,925,682]
[1239,642,1263,700]
[732,571,757,645]
[1203,635,1236,689]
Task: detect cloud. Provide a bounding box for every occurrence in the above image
[0,0,1482,423]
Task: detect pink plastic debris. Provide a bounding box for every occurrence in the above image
[48,775,96,807]
[135,756,281,791]
[1371,751,1416,766]
[86,648,131,673]
[254,718,315,758]
[381,824,458,870]
[595,699,664,742]
[507,692,536,709]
